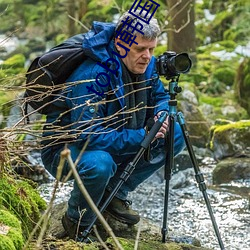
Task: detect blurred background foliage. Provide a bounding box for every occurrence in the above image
[0,0,250,122]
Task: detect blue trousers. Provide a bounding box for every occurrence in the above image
[41,123,185,226]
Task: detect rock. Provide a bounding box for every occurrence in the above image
[179,100,211,148]
[170,168,193,189]
[213,157,250,184]
[209,120,250,160]
[44,202,212,250]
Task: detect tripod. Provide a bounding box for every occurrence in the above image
[161,77,225,249]
[82,77,225,250]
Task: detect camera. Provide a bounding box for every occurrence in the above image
[156,51,192,79]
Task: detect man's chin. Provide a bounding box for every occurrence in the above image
[133,68,147,75]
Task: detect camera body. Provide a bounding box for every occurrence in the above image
[156,51,192,79]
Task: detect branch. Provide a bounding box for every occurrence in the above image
[61,148,124,250]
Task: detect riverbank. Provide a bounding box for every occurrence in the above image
[38,155,250,250]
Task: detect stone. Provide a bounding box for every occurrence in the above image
[213,157,250,184]
[209,120,250,160]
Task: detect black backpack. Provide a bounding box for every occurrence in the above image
[24,34,87,115]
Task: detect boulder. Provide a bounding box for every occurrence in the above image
[213,157,250,184]
[179,100,211,148]
[209,120,250,160]
[42,201,211,250]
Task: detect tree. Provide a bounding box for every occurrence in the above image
[166,0,196,62]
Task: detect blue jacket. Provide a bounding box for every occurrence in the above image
[44,21,170,156]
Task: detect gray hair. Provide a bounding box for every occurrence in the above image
[116,10,161,40]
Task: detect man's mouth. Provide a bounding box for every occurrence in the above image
[138,62,148,66]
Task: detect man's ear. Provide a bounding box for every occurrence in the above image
[114,37,121,50]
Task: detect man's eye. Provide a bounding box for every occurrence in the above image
[136,48,144,52]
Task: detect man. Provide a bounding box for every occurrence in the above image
[41,10,185,241]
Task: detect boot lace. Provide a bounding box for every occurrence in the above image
[123,200,132,209]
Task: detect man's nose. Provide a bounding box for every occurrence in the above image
[142,49,151,59]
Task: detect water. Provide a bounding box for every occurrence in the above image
[38,157,250,250]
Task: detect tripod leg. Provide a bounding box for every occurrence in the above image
[162,114,175,243]
[81,112,168,240]
[177,112,225,250]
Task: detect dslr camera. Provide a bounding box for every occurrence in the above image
[156,51,192,79]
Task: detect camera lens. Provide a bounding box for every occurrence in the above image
[168,53,192,74]
[174,53,192,73]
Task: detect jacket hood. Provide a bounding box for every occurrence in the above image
[82,21,116,63]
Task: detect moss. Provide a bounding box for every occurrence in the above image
[213,67,235,86]
[0,235,16,250]
[0,175,47,239]
[235,58,250,115]
[7,228,24,249]
[1,54,25,69]
[106,237,208,250]
[209,120,250,151]
[0,209,24,249]
[213,120,250,133]
[199,95,224,107]
[0,209,21,229]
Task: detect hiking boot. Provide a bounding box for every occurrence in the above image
[105,196,140,225]
[61,213,97,243]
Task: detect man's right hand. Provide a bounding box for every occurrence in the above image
[154,112,169,139]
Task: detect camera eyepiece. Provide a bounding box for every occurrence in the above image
[156,51,192,79]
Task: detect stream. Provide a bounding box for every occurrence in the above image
[38,155,250,250]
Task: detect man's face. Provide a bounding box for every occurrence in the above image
[115,35,157,74]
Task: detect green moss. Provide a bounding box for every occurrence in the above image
[0,209,24,249]
[0,209,21,229]
[7,228,24,249]
[0,235,16,250]
[106,237,207,250]
[1,54,25,69]
[199,95,224,107]
[209,120,250,150]
[213,120,250,133]
[0,175,47,239]
[213,67,235,86]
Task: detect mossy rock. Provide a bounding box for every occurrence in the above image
[0,209,24,250]
[0,174,47,239]
[213,157,250,184]
[106,237,210,250]
[209,120,250,160]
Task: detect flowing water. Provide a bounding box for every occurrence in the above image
[38,156,250,250]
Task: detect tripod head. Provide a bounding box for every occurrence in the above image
[168,76,182,100]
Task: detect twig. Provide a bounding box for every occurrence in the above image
[93,225,110,250]
[134,220,142,250]
[61,148,124,250]
[22,154,65,249]
[68,14,90,31]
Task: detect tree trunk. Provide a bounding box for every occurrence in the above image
[78,0,88,20]
[167,0,196,62]
[67,0,77,36]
